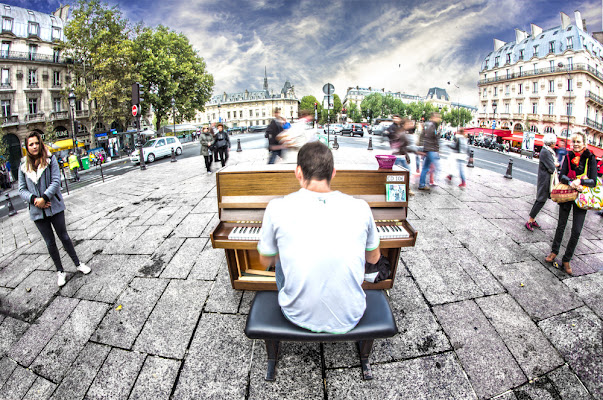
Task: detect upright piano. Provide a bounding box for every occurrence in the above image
[210,164,417,291]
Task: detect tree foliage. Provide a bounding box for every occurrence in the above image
[332,94,342,115]
[133,26,214,130]
[300,95,321,114]
[347,103,362,123]
[443,108,473,128]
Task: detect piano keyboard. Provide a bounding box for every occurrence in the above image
[228,225,409,241]
[377,225,409,239]
[229,226,262,240]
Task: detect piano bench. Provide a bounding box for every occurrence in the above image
[244,290,398,381]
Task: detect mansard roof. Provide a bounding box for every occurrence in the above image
[426,87,450,101]
[207,81,298,105]
[0,3,66,42]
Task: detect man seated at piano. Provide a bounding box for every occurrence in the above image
[257,141,381,334]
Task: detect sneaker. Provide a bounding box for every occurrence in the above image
[525,221,533,232]
[458,182,466,188]
[531,220,541,229]
[77,263,91,275]
[429,182,439,187]
[207,171,212,174]
[57,271,67,287]
[446,175,452,181]
[418,186,430,191]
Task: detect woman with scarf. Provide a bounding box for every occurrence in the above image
[545,132,597,274]
[199,126,214,174]
[18,132,91,287]
[525,133,559,231]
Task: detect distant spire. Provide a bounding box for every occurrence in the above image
[263,67,268,92]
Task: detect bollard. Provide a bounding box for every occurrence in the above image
[237,138,242,152]
[504,158,513,179]
[367,137,373,151]
[332,135,339,150]
[467,150,474,168]
[171,147,177,163]
[6,193,16,216]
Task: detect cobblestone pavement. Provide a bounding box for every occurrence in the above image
[0,145,602,399]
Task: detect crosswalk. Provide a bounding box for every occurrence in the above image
[60,164,136,193]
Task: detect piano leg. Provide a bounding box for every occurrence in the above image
[265,339,280,381]
[357,339,374,380]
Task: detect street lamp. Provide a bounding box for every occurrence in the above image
[171,97,176,137]
[558,62,571,149]
[68,91,77,154]
[448,81,460,132]
[218,103,221,123]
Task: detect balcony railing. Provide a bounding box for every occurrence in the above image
[478,63,596,86]
[542,115,557,122]
[585,90,603,106]
[25,113,45,123]
[585,117,603,132]
[0,83,11,89]
[0,51,71,64]
[75,110,89,118]
[527,114,539,121]
[1,115,19,126]
[50,111,69,120]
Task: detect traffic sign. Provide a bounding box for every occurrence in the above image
[132,105,138,117]
[322,83,334,95]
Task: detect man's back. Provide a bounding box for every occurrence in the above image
[258,188,379,333]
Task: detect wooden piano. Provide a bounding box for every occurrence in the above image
[210,164,417,291]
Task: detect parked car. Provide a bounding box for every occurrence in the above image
[247,125,268,133]
[228,126,246,134]
[130,136,182,164]
[371,125,387,136]
[341,123,364,137]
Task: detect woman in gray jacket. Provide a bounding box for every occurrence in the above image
[525,133,559,231]
[18,132,91,287]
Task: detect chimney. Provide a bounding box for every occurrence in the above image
[560,12,571,29]
[575,10,583,30]
[494,39,505,51]
[515,29,527,43]
[530,24,542,37]
[583,18,588,32]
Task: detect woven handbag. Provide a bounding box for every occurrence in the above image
[551,183,577,203]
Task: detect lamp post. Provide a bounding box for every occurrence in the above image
[448,81,460,132]
[68,91,77,154]
[558,62,572,149]
[171,97,176,137]
[218,103,221,123]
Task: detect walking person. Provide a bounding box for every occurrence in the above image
[214,123,231,167]
[418,113,441,191]
[545,132,597,274]
[18,132,91,287]
[525,133,559,231]
[68,151,80,182]
[266,107,285,164]
[446,128,469,188]
[199,126,213,174]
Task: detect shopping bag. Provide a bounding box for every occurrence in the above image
[551,183,578,203]
[575,178,603,210]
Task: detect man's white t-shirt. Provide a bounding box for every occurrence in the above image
[257,188,380,334]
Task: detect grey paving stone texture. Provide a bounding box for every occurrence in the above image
[128,356,181,400]
[85,347,146,400]
[0,363,37,399]
[0,316,29,357]
[22,376,57,400]
[160,237,206,279]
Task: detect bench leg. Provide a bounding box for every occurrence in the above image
[265,340,280,381]
[357,340,374,380]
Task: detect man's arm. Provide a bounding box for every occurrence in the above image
[365,248,380,264]
[259,254,276,268]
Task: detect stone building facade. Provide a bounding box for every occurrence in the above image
[477,10,603,146]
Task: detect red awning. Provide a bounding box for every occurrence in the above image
[501,134,544,146]
[588,144,603,158]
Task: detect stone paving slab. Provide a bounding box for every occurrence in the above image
[9,296,79,367]
[172,213,214,238]
[160,238,206,279]
[172,313,251,399]
[85,347,146,400]
[133,279,211,359]
[487,261,584,321]
[187,238,225,280]
[434,300,526,399]
[30,299,109,383]
[326,352,477,399]
[563,272,603,320]
[204,268,243,313]
[91,277,168,349]
[538,306,603,399]
[475,294,564,379]
[0,363,38,399]
[22,376,56,400]
[128,355,181,400]
[0,270,60,322]
[545,364,592,399]
[0,357,18,388]
[0,315,30,357]
[136,237,186,278]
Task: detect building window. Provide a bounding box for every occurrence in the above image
[28,21,40,36]
[566,37,573,49]
[548,80,554,92]
[518,102,523,114]
[567,78,573,91]
[505,85,510,95]
[566,103,573,116]
[567,57,573,69]
[482,88,487,98]
[28,98,38,114]
[518,83,523,94]
[28,69,37,85]
[494,71,498,79]
[2,17,12,32]
[530,125,538,132]
[249,110,252,117]
[28,44,37,60]
[544,127,554,134]
[506,69,510,78]
[504,103,509,113]
[549,60,555,71]
[53,98,61,112]
[75,100,82,111]
[53,71,60,86]
[519,49,524,60]
[494,56,499,67]
[1,68,9,85]
[533,45,539,57]
[506,53,511,64]
[549,41,555,53]
[493,87,498,96]
[533,63,537,73]
[52,27,61,40]
[53,49,60,63]
[239,110,242,118]
[532,82,538,93]
[587,106,590,118]
[519,66,523,76]
[1,41,9,58]
[532,103,538,114]
[1,100,10,117]
[548,103,554,114]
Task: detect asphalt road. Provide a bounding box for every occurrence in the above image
[0,132,539,218]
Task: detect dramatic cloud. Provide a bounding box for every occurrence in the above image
[10,0,602,106]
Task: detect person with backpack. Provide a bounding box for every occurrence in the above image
[18,132,91,287]
[214,123,231,167]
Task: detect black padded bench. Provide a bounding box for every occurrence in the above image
[244,290,398,381]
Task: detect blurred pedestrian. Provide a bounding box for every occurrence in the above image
[525,133,558,231]
[210,122,221,163]
[214,123,230,167]
[556,139,567,170]
[68,151,80,182]
[18,132,91,287]
[446,128,469,188]
[277,110,316,163]
[386,115,405,168]
[200,126,213,174]
[418,113,441,191]
[266,107,285,164]
[545,132,597,274]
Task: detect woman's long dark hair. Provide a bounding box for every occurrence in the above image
[24,132,49,172]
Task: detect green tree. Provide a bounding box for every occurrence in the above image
[43,121,58,144]
[63,0,138,138]
[360,93,384,121]
[133,25,214,131]
[300,95,322,114]
[347,103,362,123]
[332,94,342,115]
[0,127,8,162]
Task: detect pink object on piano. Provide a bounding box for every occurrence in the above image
[375,155,396,169]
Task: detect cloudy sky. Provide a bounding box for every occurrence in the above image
[8,0,603,106]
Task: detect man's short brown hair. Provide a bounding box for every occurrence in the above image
[297,141,334,183]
